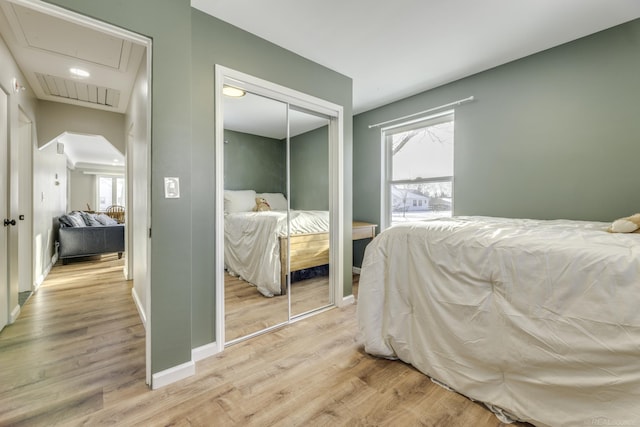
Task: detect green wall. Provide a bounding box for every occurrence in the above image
[190,10,352,348]
[223,130,286,193]
[46,1,353,376]
[290,126,329,210]
[353,18,640,266]
[47,0,194,375]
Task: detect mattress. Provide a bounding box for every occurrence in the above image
[357,216,640,426]
[224,210,329,296]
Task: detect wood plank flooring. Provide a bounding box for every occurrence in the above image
[225,272,331,342]
[0,254,529,426]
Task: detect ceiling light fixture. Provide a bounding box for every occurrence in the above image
[222,85,246,98]
[70,67,90,78]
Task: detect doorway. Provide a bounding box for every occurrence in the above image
[0,0,152,385]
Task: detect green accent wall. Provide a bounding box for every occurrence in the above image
[353,18,640,267]
[191,8,352,349]
[224,130,286,193]
[46,1,353,376]
[290,125,329,210]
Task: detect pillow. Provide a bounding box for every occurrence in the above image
[95,213,118,226]
[224,190,256,213]
[608,213,640,233]
[80,211,101,226]
[67,211,87,227]
[59,214,74,227]
[256,192,288,211]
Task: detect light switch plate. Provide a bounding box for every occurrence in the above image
[164,177,180,198]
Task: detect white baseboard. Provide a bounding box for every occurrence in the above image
[192,341,220,362]
[342,294,355,306]
[35,254,57,292]
[10,304,20,324]
[131,288,147,328]
[352,266,361,274]
[151,360,195,390]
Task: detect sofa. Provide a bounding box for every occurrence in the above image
[57,211,125,264]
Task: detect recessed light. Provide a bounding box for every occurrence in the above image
[222,85,246,98]
[70,68,90,78]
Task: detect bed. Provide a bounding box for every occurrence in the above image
[224,190,330,297]
[357,216,640,427]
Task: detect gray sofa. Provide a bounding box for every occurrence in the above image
[57,212,125,264]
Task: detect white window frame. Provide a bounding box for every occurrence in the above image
[381,110,454,230]
[96,174,126,211]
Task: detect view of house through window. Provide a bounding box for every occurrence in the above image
[385,112,454,226]
[97,175,125,211]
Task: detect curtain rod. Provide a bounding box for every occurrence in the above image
[368,96,475,129]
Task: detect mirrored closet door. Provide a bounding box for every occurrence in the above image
[220,73,337,345]
[287,107,332,317]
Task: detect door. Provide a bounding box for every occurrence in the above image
[219,70,342,346]
[17,110,33,295]
[1,87,9,332]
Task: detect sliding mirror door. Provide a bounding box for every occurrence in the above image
[223,86,289,343]
[216,66,344,349]
[288,108,332,317]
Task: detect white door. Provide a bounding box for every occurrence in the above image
[1,87,9,332]
[18,111,33,294]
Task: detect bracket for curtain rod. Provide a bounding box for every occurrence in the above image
[368,96,475,129]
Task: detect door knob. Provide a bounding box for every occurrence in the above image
[3,219,16,226]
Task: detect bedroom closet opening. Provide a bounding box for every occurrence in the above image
[215,66,343,346]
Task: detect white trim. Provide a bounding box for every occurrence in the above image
[352,266,361,275]
[214,65,345,344]
[192,342,220,362]
[34,252,57,291]
[214,66,226,353]
[151,360,195,390]
[10,304,20,323]
[131,287,146,328]
[8,0,151,45]
[342,294,355,306]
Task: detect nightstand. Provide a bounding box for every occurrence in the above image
[352,221,376,240]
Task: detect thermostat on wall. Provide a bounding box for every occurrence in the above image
[164,177,180,198]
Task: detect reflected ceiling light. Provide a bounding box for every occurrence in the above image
[223,85,246,98]
[70,67,90,78]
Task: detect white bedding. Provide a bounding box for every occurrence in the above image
[224,210,329,296]
[357,216,640,427]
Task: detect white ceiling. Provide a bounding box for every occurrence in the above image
[224,90,329,140]
[193,0,640,114]
[55,132,124,171]
[0,0,145,168]
[0,1,145,114]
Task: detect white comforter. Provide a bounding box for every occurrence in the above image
[358,216,640,427]
[225,210,329,296]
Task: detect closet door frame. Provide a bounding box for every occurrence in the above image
[213,65,344,351]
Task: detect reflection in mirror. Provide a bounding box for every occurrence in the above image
[287,108,332,317]
[223,87,289,343]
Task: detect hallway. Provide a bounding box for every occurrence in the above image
[0,254,145,425]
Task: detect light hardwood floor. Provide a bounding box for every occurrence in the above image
[0,255,530,426]
[225,272,331,342]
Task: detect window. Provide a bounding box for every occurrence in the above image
[97,175,125,211]
[383,112,454,228]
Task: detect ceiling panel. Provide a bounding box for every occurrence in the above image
[12,3,125,69]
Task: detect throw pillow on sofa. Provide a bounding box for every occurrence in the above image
[65,211,86,227]
[80,211,102,226]
[95,213,118,226]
